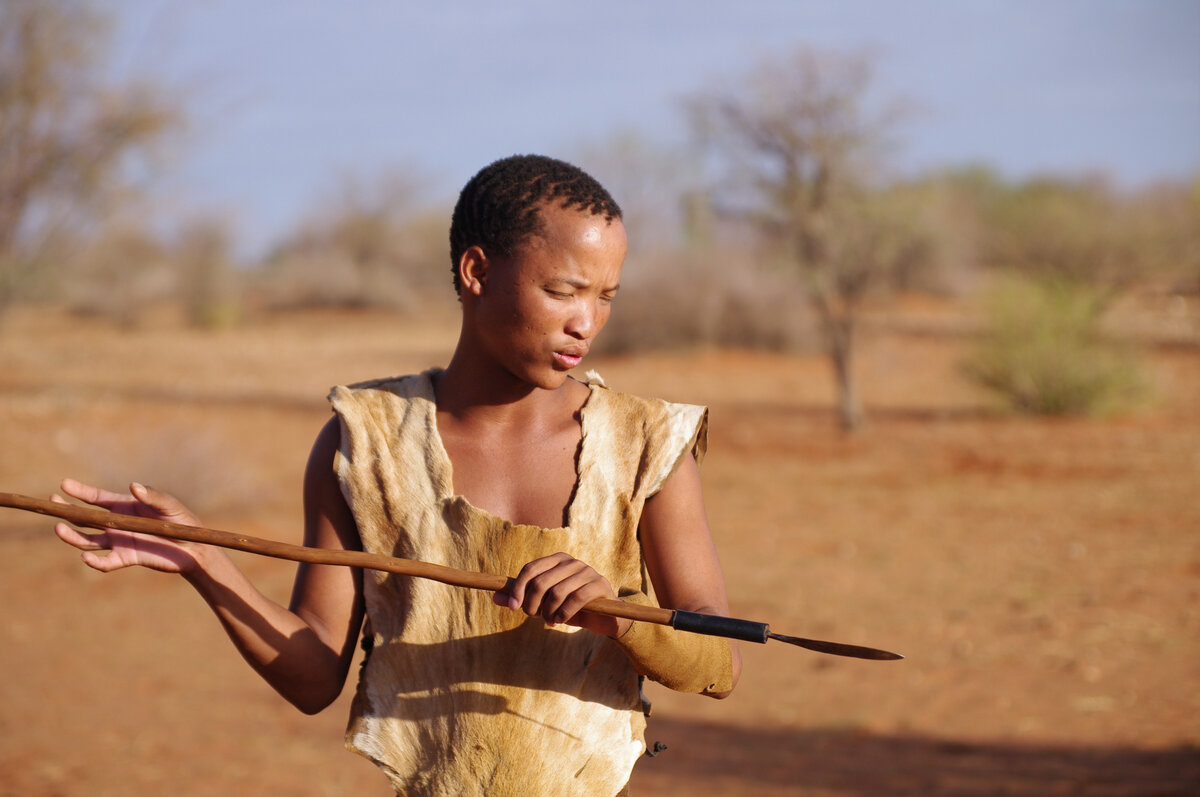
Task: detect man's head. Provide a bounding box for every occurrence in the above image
[449,154,623,294]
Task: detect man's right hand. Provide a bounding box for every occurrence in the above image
[53,479,208,574]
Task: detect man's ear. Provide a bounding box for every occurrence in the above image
[458,246,489,296]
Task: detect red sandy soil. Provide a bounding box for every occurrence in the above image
[0,299,1196,796]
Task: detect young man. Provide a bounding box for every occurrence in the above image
[54,154,740,795]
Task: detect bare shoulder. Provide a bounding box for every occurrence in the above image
[303,415,359,551]
[311,414,342,455]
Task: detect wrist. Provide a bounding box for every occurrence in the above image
[610,617,634,639]
[179,544,229,584]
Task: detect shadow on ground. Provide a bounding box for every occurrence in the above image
[630,717,1200,797]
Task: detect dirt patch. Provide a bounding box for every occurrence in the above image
[1,304,1196,796]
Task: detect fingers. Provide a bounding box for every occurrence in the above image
[59,478,130,508]
[52,480,199,575]
[498,554,562,612]
[129,481,160,507]
[77,546,138,574]
[53,521,108,551]
[51,494,114,553]
[52,522,132,573]
[58,478,145,520]
[129,482,201,525]
[499,553,616,627]
[57,478,200,526]
[54,519,195,574]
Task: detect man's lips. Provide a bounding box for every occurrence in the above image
[554,347,587,368]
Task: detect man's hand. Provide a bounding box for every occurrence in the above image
[493,552,632,638]
[52,479,207,574]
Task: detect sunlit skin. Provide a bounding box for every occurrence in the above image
[53,202,740,712]
[435,202,626,533]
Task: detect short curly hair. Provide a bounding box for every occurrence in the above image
[448,154,622,293]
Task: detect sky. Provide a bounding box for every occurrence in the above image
[105,0,1200,257]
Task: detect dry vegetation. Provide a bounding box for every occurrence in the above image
[0,295,1196,797]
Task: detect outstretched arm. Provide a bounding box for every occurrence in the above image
[54,417,364,714]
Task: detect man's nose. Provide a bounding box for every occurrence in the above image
[565,300,598,339]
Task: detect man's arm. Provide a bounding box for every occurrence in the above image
[54,416,365,714]
[624,452,742,697]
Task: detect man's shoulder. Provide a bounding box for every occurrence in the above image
[580,372,709,483]
[583,372,707,433]
[330,369,439,402]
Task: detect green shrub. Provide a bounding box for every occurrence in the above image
[962,277,1145,415]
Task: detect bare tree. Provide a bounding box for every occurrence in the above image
[0,0,179,312]
[686,48,929,431]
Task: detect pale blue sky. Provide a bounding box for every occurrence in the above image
[106,0,1200,256]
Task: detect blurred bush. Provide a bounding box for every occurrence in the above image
[251,171,454,313]
[59,221,175,326]
[58,216,241,329]
[176,219,242,330]
[961,276,1146,415]
[939,168,1200,299]
[596,245,816,354]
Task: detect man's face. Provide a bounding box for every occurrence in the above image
[473,204,627,390]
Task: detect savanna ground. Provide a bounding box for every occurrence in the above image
[0,295,1197,796]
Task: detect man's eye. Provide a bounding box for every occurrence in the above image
[545,289,570,299]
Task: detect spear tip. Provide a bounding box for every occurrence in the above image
[767,631,903,661]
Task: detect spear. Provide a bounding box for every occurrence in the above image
[0,491,902,661]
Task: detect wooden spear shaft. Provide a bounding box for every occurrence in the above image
[0,491,668,626]
[0,491,902,659]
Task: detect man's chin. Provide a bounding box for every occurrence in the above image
[532,366,576,391]
[498,363,570,392]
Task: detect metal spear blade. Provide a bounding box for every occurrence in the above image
[767,631,903,661]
